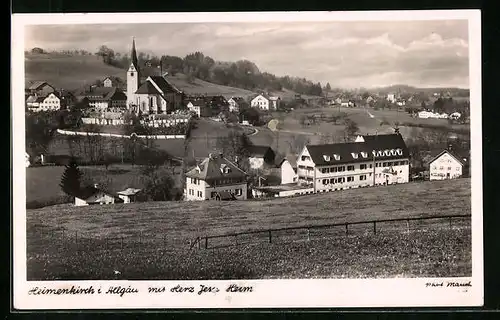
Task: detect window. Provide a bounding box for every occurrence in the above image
[338,177,345,183]
[301,156,310,161]
[456,167,460,171]
[323,155,331,161]
[347,165,355,171]
[440,166,444,170]
[360,164,367,170]
[130,72,134,77]
[322,179,328,185]
[403,161,408,165]
[351,153,358,159]
[197,191,203,198]
[189,189,194,195]
[361,152,368,158]
[347,176,354,182]
[360,175,367,181]
[447,167,452,170]
[393,161,399,166]
[369,164,373,169]
[235,188,242,196]
[337,166,345,172]
[330,178,336,184]
[383,162,388,167]
[387,162,393,167]
[333,154,340,160]
[211,191,217,198]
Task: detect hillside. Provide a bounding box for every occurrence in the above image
[25,53,126,90]
[375,84,470,97]
[24,52,322,100]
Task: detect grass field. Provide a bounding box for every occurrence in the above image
[26,178,471,280]
[26,164,183,208]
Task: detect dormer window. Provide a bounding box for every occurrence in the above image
[351,152,358,159]
[323,155,331,161]
[361,152,368,158]
[384,149,390,156]
[333,154,340,161]
[377,150,383,157]
[390,149,396,156]
[396,149,403,156]
[372,150,377,157]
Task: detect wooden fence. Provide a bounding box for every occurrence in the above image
[190,214,471,250]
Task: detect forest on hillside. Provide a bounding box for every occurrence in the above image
[75,46,324,96]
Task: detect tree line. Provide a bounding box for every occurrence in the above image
[93,46,324,96]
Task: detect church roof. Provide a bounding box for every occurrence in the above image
[135,81,161,95]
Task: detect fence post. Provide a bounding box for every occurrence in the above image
[373,221,377,235]
[406,219,410,234]
[75,231,78,249]
[268,230,272,243]
[205,237,208,249]
[345,223,348,236]
[449,216,452,229]
[307,229,310,241]
[121,236,124,250]
[105,237,108,250]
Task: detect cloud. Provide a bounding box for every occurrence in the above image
[24,20,470,88]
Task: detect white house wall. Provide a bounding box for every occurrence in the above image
[429,152,463,180]
[280,161,298,184]
[249,157,265,169]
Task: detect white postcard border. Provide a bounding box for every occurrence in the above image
[12,10,483,309]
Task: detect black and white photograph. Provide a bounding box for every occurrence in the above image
[12,10,483,309]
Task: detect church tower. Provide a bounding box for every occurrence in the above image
[126,38,140,108]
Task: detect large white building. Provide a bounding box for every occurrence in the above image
[184,153,248,201]
[295,133,410,192]
[428,148,469,181]
[250,94,280,111]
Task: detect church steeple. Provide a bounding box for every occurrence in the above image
[131,37,139,72]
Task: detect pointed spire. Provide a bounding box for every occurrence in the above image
[131,37,139,71]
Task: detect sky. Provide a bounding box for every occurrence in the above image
[25,20,470,89]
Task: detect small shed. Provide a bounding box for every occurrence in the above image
[74,184,121,206]
[214,190,236,201]
[116,188,143,203]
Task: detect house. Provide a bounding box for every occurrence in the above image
[126,39,184,113]
[184,153,248,201]
[247,145,276,169]
[296,133,410,193]
[27,81,55,96]
[74,184,121,206]
[27,92,65,111]
[78,87,127,111]
[387,93,396,103]
[251,94,271,110]
[25,152,30,168]
[428,147,469,181]
[227,97,247,112]
[186,99,211,117]
[103,76,125,88]
[418,110,436,119]
[116,188,143,203]
[450,112,461,120]
[279,154,298,184]
[269,96,281,110]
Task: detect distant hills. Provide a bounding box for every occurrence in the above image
[373,84,469,97]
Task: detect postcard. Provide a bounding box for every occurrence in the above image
[12,10,483,309]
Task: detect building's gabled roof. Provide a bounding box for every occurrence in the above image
[279,154,298,169]
[28,81,52,90]
[76,185,116,201]
[248,145,273,158]
[185,153,246,180]
[428,148,469,166]
[187,99,208,108]
[135,81,161,95]
[306,133,409,166]
[117,188,142,196]
[149,76,182,94]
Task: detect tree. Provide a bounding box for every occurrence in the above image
[215,130,253,170]
[343,119,359,141]
[59,159,82,197]
[95,45,115,65]
[239,107,260,126]
[288,135,310,155]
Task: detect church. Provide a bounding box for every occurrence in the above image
[126,39,184,114]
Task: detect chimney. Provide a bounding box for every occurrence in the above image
[448,144,453,151]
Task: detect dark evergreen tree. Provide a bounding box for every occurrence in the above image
[59,159,82,197]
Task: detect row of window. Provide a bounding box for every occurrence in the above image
[432,166,460,171]
[321,175,369,185]
[318,161,408,173]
